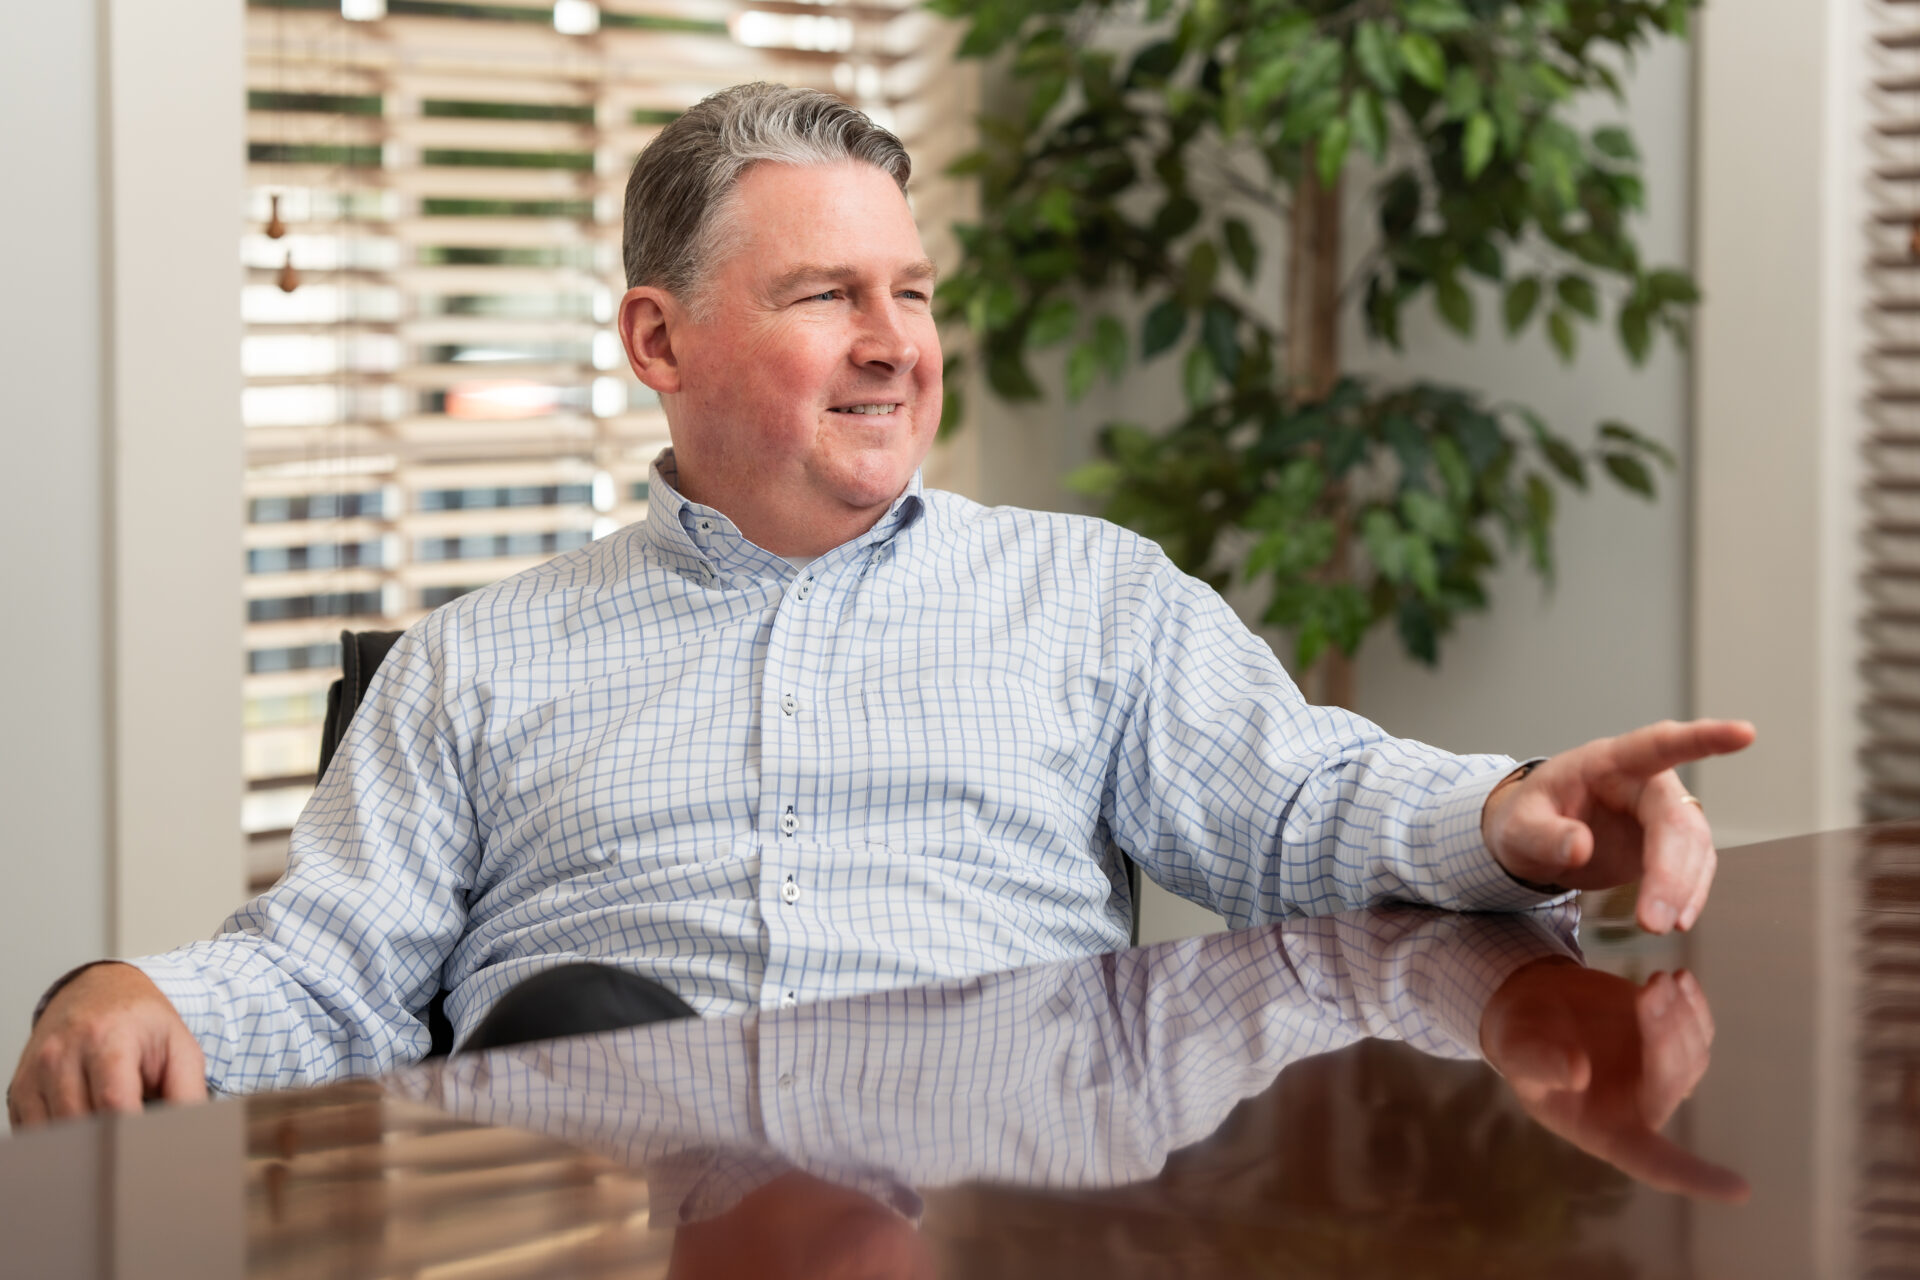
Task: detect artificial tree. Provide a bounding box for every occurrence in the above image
[930,0,1697,705]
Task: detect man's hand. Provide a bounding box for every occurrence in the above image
[8,963,206,1129]
[1482,957,1748,1203]
[1481,718,1757,933]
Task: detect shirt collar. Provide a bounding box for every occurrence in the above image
[640,447,925,581]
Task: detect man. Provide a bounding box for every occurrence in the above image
[9,84,1754,1126]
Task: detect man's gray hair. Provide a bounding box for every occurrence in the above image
[622,83,912,313]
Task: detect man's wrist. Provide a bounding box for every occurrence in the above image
[31,961,133,1027]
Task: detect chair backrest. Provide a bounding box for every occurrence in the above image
[317,629,405,782]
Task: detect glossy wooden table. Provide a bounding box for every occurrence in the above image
[4,825,1912,1278]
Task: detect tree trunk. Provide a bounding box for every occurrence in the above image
[1284,165,1354,710]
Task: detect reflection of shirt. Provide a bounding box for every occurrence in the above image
[389,906,1580,1200]
[130,450,1557,1093]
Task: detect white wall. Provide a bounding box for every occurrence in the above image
[0,0,113,1078]
[0,1,243,1089]
[976,39,1697,942]
[1692,0,1867,845]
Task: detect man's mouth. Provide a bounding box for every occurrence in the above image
[828,403,902,415]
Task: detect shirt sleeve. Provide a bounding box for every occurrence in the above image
[124,615,478,1093]
[1104,549,1565,924]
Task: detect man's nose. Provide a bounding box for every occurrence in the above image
[851,302,920,375]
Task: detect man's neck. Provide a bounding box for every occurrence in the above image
[665,458,903,557]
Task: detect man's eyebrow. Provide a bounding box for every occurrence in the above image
[768,259,940,295]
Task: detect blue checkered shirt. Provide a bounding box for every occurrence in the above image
[130,451,1555,1093]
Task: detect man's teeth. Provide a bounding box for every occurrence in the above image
[830,404,899,415]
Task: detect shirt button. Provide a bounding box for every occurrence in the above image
[697,518,713,533]
[780,991,797,1009]
[780,693,798,716]
[780,807,798,837]
[795,577,813,601]
[781,875,801,905]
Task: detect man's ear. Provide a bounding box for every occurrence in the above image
[619,286,686,395]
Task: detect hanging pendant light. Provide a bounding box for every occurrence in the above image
[277,251,301,294]
[266,193,287,239]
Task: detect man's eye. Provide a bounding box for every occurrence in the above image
[805,290,840,303]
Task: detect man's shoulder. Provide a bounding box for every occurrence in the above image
[919,488,1169,572]
[412,524,658,643]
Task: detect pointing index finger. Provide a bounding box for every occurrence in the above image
[1605,720,1757,781]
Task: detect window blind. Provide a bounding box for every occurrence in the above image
[242,0,972,884]
[1867,0,1920,822]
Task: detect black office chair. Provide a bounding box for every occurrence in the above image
[317,626,1146,1059]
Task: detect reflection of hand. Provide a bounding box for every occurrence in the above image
[1480,958,1749,1203]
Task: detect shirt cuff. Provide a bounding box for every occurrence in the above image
[120,952,232,1088]
[1422,758,1573,913]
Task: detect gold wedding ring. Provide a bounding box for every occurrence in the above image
[1680,794,1705,813]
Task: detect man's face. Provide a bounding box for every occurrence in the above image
[626,159,942,552]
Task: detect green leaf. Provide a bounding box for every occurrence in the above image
[1092,314,1128,381]
[1536,431,1587,489]
[1602,451,1656,498]
[1401,489,1457,545]
[1182,345,1217,407]
[1201,302,1241,378]
[1362,507,1405,581]
[1142,299,1187,359]
[1432,435,1472,501]
[982,281,1020,330]
[1443,66,1482,120]
[1647,269,1700,305]
[1397,32,1447,91]
[1503,277,1540,334]
[1598,420,1677,468]
[1224,218,1259,283]
[1348,90,1387,164]
[1556,274,1598,320]
[1065,341,1100,401]
[1435,273,1474,336]
[1317,116,1352,186]
[1463,111,1496,180]
[1592,126,1638,162]
[1064,459,1121,497]
[1383,413,1428,482]
[1618,300,1651,364]
[1354,20,1399,92]
[986,347,1041,400]
[1403,534,1440,601]
[1037,187,1076,235]
[1025,297,1079,349]
[1127,39,1181,84]
[1404,0,1472,32]
[1181,240,1220,307]
[1153,195,1201,241]
[1547,309,1576,362]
